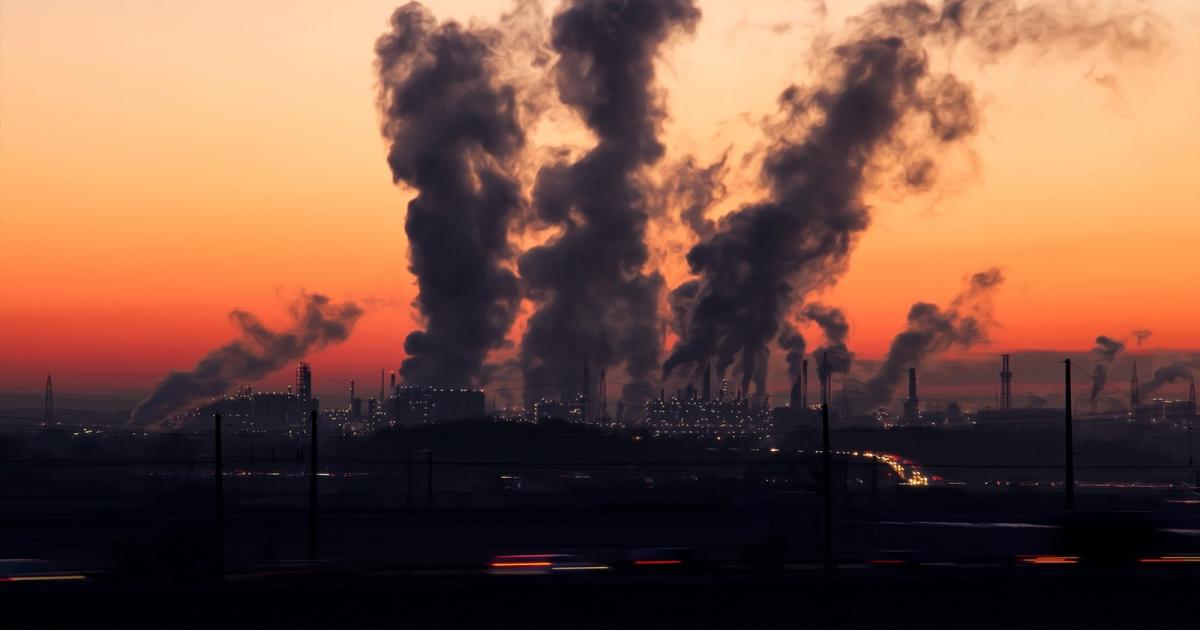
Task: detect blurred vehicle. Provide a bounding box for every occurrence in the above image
[628,547,699,572]
[487,554,608,576]
[0,559,88,583]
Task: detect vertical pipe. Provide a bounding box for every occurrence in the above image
[1064,359,1075,511]
[214,413,224,577]
[427,450,434,511]
[308,409,318,560]
[822,352,833,570]
[406,448,414,511]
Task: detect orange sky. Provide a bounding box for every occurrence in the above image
[1,0,1197,396]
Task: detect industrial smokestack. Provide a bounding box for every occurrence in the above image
[130,294,363,427]
[903,367,920,422]
[702,362,711,401]
[804,305,853,394]
[802,359,809,408]
[663,0,1165,396]
[863,269,1004,410]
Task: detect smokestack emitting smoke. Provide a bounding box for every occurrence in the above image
[375,2,527,387]
[1131,329,1153,346]
[130,294,363,427]
[663,0,1164,398]
[517,0,701,402]
[863,268,1004,409]
[777,324,807,381]
[1089,334,1125,405]
[802,304,854,387]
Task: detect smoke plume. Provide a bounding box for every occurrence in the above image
[664,0,1164,398]
[518,0,701,402]
[803,304,854,385]
[777,324,807,381]
[130,294,364,427]
[376,2,527,387]
[1141,362,1198,398]
[1131,329,1153,346]
[1088,334,1125,405]
[862,268,1004,409]
[669,154,729,239]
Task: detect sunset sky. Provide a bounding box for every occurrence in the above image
[1,0,1197,400]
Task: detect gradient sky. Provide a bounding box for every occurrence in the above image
[1,0,1197,399]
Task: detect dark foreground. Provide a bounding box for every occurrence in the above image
[4,569,1199,629]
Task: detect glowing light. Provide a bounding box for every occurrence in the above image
[0,575,87,582]
[1018,555,1078,565]
[490,562,552,568]
[634,559,683,566]
[1138,556,1200,564]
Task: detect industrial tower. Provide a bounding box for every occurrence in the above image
[702,362,712,401]
[1130,362,1141,417]
[903,367,920,423]
[42,373,54,426]
[802,358,809,409]
[999,354,1013,410]
[598,367,608,421]
[581,351,590,423]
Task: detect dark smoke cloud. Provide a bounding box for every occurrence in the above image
[1131,329,1153,346]
[376,2,526,387]
[1141,362,1198,398]
[130,294,364,427]
[668,154,728,239]
[518,0,701,402]
[664,0,1164,399]
[862,268,1004,409]
[802,304,854,384]
[777,324,806,381]
[1088,334,1125,404]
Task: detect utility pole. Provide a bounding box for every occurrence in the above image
[1064,359,1075,511]
[214,413,224,577]
[1189,381,1197,488]
[426,450,434,511]
[822,352,834,570]
[406,448,414,510]
[308,409,318,560]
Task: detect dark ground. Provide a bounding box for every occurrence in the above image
[3,570,1198,629]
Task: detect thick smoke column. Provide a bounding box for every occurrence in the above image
[1131,329,1153,346]
[1141,362,1198,398]
[665,0,1164,395]
[803,304,854,386]
[1088,334,1125,405]
[518,0,701,401]
[376,3,526,387]
[130,294,364,427]
[862,268,1004,409]
[777,324,807,381]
